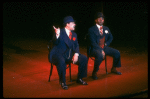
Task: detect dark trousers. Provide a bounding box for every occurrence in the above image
[51,53,88,83]
[90,46,121,73]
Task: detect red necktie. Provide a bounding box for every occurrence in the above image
[100,26,103,35]
[69,32,72,40]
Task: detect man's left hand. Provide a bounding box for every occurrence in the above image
[102,50,105,59]
[72,54,78,64]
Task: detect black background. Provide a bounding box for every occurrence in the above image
[3,2,148,47]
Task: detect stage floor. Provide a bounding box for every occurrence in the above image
[3,38,148,98]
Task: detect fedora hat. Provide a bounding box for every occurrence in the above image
[94,12,105,19]
[63,16,75,24]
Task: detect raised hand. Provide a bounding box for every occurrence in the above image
[53,26,60,35]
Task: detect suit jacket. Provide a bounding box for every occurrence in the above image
[49,28,79,62]
[88,25,113,55]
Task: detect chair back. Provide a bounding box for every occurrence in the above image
[85,34,92,57]
[47,40,53,62]
[85,34,95,60]
[47,40,53,52]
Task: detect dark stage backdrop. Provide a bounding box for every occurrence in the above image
[3,2,148,47]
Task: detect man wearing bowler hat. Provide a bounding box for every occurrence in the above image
[49,16,88,90]
[88,12,122,80]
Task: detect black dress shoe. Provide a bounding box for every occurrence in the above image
[76,79,88,85]
[61,83,68,90]
[111,70,122,75]
[92,72,98,80]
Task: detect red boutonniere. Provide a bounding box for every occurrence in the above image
[73,37,76,41]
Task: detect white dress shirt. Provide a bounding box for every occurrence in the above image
[96,24,103,34]
[96,24,107,46]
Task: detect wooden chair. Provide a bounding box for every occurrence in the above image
[47,40,72,82]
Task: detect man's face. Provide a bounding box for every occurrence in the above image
[95,17,104,25]
[67,22,76,31]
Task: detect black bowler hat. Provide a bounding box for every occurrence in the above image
[94,12,105,19]
[63,16,75,24]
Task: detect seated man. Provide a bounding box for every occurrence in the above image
[88,12,122,80]
[49,16,88,90]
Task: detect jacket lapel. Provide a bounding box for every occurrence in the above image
[62,28,73,48]
[94,25,100,36]
[103,26,108,39]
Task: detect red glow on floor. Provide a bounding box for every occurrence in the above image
[3,38,148,98]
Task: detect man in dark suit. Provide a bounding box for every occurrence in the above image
[88,12,122,80]
[49,16,88,90]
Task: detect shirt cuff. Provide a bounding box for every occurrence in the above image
[74,53,79,56]
[56,33,60,39]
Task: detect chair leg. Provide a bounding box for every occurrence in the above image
[48,63,53,82]
[105,56,108,74]
[69,64,72,82]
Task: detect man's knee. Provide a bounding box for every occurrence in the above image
[91,50,103,60]
[114,50,120,59]
[83,54,88,62]
[79,54,88,63]
[95,53,103,61]
[52,55,65,66]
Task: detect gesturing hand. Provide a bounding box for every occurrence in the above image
[72,54,78,64]
[53,26,60,36]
